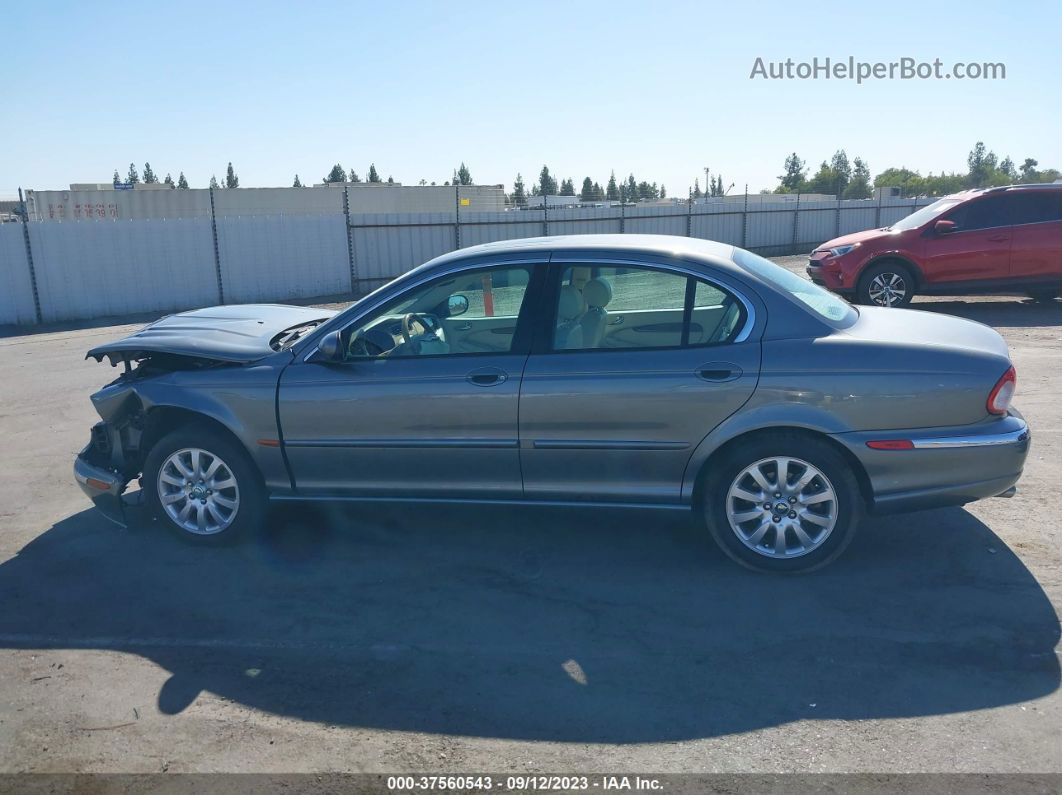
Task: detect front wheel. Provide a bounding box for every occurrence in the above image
[143,423,267,544]
[856,262,915,308]
[702,434,863,573]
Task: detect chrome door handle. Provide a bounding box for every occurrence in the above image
[466,367,508,387]
[608,317,624,325]
[696,362,742,382]
[454,323,472,331]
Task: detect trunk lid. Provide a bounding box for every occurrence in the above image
[842,306,1009,359]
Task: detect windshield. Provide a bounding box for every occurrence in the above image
[888,197,965,231]
[732,247,857,326]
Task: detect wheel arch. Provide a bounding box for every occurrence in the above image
[689,426,874,512]
[140,406,257,474]
[859,254,925,290]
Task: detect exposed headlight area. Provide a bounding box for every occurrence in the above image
[828,243,860,257]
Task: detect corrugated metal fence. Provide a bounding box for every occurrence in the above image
[0,195,933,326]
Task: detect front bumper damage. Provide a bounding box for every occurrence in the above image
[73,419,143,527]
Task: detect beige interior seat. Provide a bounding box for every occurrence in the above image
[581,277,612,348]
[554,285,586,349]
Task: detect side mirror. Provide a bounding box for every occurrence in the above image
[934,219,957,234]
[447,294,469,317]
[310,329,342,363]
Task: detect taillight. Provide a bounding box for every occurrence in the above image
[987,366,1016,415]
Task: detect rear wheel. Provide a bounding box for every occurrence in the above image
[856,262,915,308]
[702,434,863,573]
[143,423,267,544]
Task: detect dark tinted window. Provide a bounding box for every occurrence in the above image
[1009,191,1062,225]
[945,195,1009,231]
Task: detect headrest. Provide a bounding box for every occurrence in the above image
[570,266,592,288]
[557,285,586,321]
[583,278,612,308]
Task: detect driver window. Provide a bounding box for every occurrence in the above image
[342,265,533,360]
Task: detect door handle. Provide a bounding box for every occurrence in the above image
[466,367,508,387]
[608,316,624,325]
[453,323,472,331]
[987,234,1009,242]
[696,362,742,382]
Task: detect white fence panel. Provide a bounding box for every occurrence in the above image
[0,224,38,326]
[690,207,744,246]
[352,213,455,287]
[461,212,547,246]
[217,214,350,303]
[29,219,218,323]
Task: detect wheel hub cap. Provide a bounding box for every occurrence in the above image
[725,456,838,559]
[869,273,906,306]
[157,448,240,535]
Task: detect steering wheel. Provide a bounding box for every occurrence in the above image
[347,333,386,358]
[400,312,438,344]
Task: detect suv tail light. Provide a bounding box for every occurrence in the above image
[987,366,1016,415]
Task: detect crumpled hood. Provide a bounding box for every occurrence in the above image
[86,304,337,365]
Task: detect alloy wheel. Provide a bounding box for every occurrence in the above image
[157,447,240,535]
[726,456,838,559]
[867,272,907,307]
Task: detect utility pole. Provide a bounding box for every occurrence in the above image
[704,166,710,199]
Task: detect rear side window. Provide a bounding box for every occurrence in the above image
[732,248,856,326]
[551,264,746,351]
[1009,192,1062,225]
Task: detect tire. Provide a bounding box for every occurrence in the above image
[1026,289,1059,303]
[856,262,915,308]
[143,422,267,545]
[702,433,863,573]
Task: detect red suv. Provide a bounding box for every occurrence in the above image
[807,184,1062,307]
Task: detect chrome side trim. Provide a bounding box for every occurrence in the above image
[532,439,689,451]
[283,437,519,449]
[911,424,1029,449]
[272,494,691,511]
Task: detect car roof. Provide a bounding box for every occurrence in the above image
[418,234,740,273]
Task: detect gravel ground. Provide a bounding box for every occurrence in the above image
[0,255,1058,777]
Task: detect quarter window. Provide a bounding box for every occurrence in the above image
[1008,192,1062,225]
[552,264,745,351]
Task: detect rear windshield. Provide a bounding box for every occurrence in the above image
[732,247,857,326]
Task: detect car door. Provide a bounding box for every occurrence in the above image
[921,193,1012,284]
[1008,191,1062,283]
[277,260,544,498]
[518,259,761,504]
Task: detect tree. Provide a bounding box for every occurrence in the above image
[843,157,872,199]
[387,176,394,184]
[999,156,1017,182]
[112,170,121,187]
[692,178,703,199]
[367,164,381,183]
[560,178,575,196]
[626,174,637,202]
[324,164,346,183]
[177,172,189,189]
[209,174,220,189]
[660,184,666,199]
[142,162,158,184]
[1019,158,1040,183]
[605,171,619,201]
[538,165,557,196]
[592,181,604,200]
[163,173,174,187]
[579,177,595,201]
[967,142,994,188]
[225,162,239,188]
[293,174,303,187]
[457,162,472,185]
[512,173,527,207]
[830,150,851,195]
[126,163,140,184]
[349,169,361,182]
[776,152,806,193]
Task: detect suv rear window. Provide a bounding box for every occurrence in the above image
[1009,191,1062,225]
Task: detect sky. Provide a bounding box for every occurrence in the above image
[2,0,1059,200]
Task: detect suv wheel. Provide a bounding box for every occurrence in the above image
[143,423,267,544]
[702,434,863,573]
[856,262,915,308]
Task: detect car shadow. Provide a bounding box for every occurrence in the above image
[0,503,1057,743]
[911,297,1062,328]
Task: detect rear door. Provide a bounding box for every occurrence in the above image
[518,260,761,504]
[922,193,1012,284]
[1008,191,1062,283]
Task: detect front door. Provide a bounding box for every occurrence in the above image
[278,262,541,497]
[922,193,1012,284]
[518,262,761,504]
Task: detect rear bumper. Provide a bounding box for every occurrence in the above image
[832,413,1030,515]
[74,445,130,527]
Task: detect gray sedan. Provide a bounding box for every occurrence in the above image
[75,235,1029,572]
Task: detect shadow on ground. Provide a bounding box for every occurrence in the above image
[0,502,1057,743]
[910,297,1062,327]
